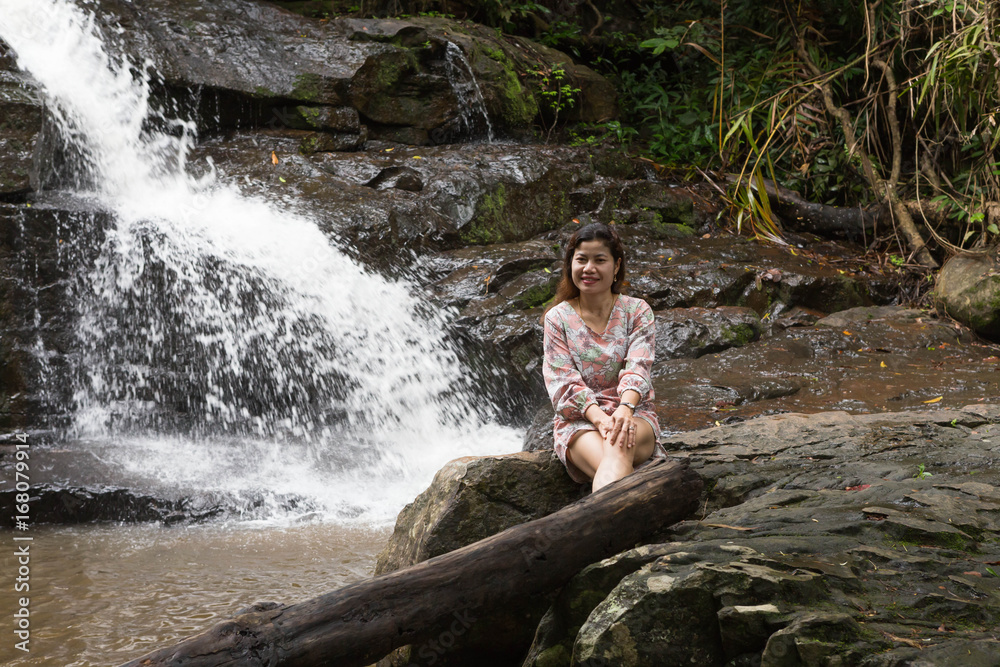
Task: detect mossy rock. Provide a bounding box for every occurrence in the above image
[935,252,1000,342]
[459,167,587,246]
[472,44,538,130]
[349,47,456,130]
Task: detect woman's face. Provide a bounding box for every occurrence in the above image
[571,239,620,297]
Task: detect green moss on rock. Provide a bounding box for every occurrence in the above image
[291,73,324,102]
[490,52,537,126]
[517,280,557,310]
[462,183,509,245]
[533,645,570,667]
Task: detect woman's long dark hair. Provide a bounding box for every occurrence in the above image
[545,222,627,317]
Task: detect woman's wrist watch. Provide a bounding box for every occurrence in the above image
[620,400,637,413]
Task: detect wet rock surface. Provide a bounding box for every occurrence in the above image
[80,0,610,143]
[376,405,1000,667]
[651,305,1000,432]
[935,251,1000,343]
[0,40,42,200]
[520,405,1000,667]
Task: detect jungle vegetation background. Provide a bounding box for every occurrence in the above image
[277,0,1000,268]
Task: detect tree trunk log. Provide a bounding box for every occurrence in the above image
[119,459,703,667]
[723,174,879,238]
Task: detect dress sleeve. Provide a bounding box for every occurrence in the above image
[543,308,598,421]
[617,299,655,401]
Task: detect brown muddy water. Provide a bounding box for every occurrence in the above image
[0,521,389,666]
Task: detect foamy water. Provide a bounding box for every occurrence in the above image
[0,0,521,524]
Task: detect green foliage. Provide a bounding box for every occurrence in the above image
[900,1,1000,249]
[538,19,581,48]
[480,0,549,31]
[531,65,581,142]
[568,121,637,149]
[575,0,999,250]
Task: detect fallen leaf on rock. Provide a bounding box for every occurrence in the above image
[923,396,943,404]
[846,484,872,491]
[271,151,278,164]
[962,571,983,577]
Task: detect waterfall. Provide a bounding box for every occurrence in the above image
[0,0,519,523]
[444,41,495,142]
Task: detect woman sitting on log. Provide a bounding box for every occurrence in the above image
[543,222,665,491]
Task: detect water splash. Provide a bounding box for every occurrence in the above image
[0,0,520,523]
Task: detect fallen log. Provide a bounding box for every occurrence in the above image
[723,174,879,238]
[119,459,703,667]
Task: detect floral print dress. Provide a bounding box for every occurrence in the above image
[543,294,664,483]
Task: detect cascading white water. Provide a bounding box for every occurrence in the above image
[444,41,495,142]
[0,0,520,523]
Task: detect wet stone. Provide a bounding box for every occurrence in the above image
[298,130,365,153]
[279,105,360,133]
[935,251,1000,342]
[513,407,1000,666]
[0,58,43,199]
[654,306,762,360]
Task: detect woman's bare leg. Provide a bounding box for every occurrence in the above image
[566,420,656,491]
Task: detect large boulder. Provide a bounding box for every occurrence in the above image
[375,450,586,667]
[376,450,585,573]
[935,251,1000,342]
[77,0,613,144]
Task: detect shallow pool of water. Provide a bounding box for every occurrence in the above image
[0,521,389,666]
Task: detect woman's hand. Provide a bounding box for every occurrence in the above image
[607,404,637,449]
[593,413,615,441]
[585,404,616,442]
